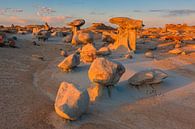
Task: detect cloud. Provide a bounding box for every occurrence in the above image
[35,6,56,17]
[40,15,74,24]
[149,9,195,17]
[0,16,28,25]
[90,12,105,15]
[41,16,65,23]
[133,10,143,13]
[168,9,195,16]
[0,8,23,15]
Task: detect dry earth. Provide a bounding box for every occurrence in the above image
[0,34,195,129]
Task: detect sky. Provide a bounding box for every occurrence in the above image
[0,0,195,27]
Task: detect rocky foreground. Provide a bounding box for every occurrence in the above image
[0,34,195,129]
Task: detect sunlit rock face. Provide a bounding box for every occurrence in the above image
[87,85,102,102]
[58,53,80,72]
[80,44,97,63]
[67,19,91,45]
[109,17,143,52]
[55,82,89,120]
[88,57,125,87]
[72,30,94,45]
[128,69,168,86]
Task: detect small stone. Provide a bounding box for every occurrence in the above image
[145,51,154,58]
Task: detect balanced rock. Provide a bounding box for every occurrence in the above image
[58,53,80,72]
[88,58,125,86]
[68,19,85,27]
[72,31,94,45]
[55,82,89,120]
[80,44,97,63]
[128,69,168,86]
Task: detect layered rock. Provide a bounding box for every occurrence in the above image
[128,69,168,86]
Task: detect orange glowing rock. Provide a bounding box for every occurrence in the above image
[80,44,97,63]
[58,53,80,72]
[109,17,143,52]
[87,85,102,102]
[88,58,125,86]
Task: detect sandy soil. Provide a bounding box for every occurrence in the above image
[1,34,195,129]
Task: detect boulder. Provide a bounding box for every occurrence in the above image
[145,51,154,58]
[55,82,89,120]
[80,44,97,63]
[88,58,125,86]
[72,31,94,45]
[128,69,168,86]
[58,54,80,72]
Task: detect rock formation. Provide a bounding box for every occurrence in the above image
[88,57,125,87]
[58,53,80,72]
[128,69,168,86]
[109,17,143,52]
[80,44,97,63]
[55,82,89,120]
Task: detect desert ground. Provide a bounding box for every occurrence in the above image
[1,32,195,129]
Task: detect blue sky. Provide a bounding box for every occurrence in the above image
[0,0,195,27]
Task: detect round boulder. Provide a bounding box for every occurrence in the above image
[80,44,97,63]
[88,58,125,86]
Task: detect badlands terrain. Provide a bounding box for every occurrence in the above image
[0,21,195,129]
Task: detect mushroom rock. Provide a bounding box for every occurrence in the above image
[67,19,85,35]
[88,57,125,87]
[109,17,143,52]
[80,44,97,63]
